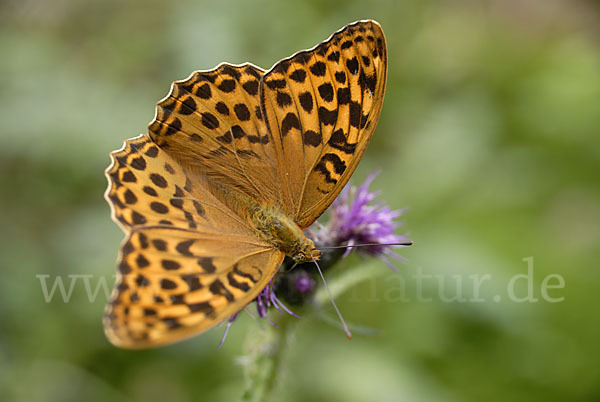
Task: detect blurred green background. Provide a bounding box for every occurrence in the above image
[1,0,599,401]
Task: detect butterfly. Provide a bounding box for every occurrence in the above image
[104,19,387,348]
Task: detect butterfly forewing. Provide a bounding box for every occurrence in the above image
[148,63,280,207]
[260,20,387,227]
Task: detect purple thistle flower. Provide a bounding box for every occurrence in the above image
[256,281,301,326]
[293,271,315,294]
[315,171,410,271]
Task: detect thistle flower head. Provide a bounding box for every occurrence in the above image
[315,171,409,271]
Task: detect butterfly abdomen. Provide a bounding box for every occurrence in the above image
[251,207,320,263]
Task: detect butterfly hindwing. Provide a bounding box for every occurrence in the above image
[260,20,387,227]
[105,135,284,347]
[105,227,284,348]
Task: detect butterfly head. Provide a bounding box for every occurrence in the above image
[293,241,321,264]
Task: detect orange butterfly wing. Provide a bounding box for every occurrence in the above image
[260,20,387,227]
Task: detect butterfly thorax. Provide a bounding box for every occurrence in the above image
[251,206,321,264]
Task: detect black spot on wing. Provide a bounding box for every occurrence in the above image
[176,239,194,256]
[281,113,300,136]
[234,103,251,121]
[276,91,293,107]
[182,274,203,291]
[165,118,182,136]
[145,146,159,158]
[152,239,167,251]
[201,112,219,129]
[266,79,286,90]
[161,259,180,270]
[328,129,356,154]
[170,294,185,304]
[124,189,137,204]
[218,79,236,92]
[346,57,359,74]
[341,40,353,49]
[150,202,169,214]
[163,317,181,329]
[131,157,146,171]
[227,272,250,291]
[215,102,230,115]
[199,73,216,83]
[138,233,149,249]
[349,101,362,128]
[129,210,149,227]
[150,173,167,188]
[335,71,346,84]
[121,171,136,183]
[179,97,197,115]
[365,74,377,94]
[118,260,131,274]
[242,80,259,95]
[318,107,338,126]
[197,257,216,273]
[221,65,242,80]
[303,130,322,147]
[277,60,291,74]
[189,302,214,314]
[193,201,205,217]
[309,61,326,77]
[209,279,234,301]
[337,87,350,105]
[196,83,212,99]
[318,83,334,102]
[136,274,150,287]
[231,125,246,139]
[314,153,346,184]
[216,131,232,144]
[289,69,307,83]
[245,65,262,79]
[299,92,313,113]
[361,113,370,129]
[233,264,259,283]
[169,196,183,209]
[160,278,177,290]
[163,163,175,175]
[136,254,149,268]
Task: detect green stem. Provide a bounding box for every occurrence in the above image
[241,316,294,402]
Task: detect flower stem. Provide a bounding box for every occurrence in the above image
[241,316,294,402]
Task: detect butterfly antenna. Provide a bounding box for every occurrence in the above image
[320,241,414,250]
[311,256,352,339]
